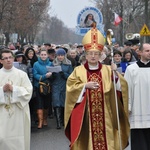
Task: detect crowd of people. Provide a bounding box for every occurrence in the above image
[0,26,150,150]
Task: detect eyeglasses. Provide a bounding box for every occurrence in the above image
[87,52,100,56]
[1,56,14,60]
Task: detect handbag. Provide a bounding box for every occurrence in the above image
[39,76,50,96]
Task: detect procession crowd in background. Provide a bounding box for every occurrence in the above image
[0,36,150,150]
[0,40,141,130]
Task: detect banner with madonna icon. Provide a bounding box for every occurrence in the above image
[76,7,105,36]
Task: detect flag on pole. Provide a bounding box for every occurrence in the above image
[114,13,122,26]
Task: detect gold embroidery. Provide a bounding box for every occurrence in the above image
[88,73,107,150]
[5,104,10,109]
[4,79,14,117]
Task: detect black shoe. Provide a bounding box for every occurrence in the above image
[48,114,54,119]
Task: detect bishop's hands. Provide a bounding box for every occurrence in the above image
[3,83,13,92]
[111,62,118,76]
[111,62,117,71]
[85,81,99,90]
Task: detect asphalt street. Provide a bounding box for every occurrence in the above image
[31,117,131,150]
[31,117,69,150]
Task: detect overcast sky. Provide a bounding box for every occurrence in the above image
[50,0,94,28]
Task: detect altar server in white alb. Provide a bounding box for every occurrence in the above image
[124,43,150,150]
[0,49,33,150]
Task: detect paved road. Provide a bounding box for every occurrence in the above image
[31,117,69,150]
[31,117,131,150]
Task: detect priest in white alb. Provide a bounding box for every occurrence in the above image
[0,49,33,150]
[124,43,150,150]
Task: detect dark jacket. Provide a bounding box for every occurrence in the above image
[51,57,73,107]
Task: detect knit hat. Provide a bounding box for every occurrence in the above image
[15,51,25,58]
[56,48,66,55]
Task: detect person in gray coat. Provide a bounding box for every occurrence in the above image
[51,48,73,129]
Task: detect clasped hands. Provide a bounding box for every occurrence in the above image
[85,81,99,90]
[3,83,13,92]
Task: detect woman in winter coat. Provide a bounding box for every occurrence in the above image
[51,48,73,129]
[24,47,38,67]
[14,51,28,73]
[24,47,38,126]
[33,49,53,129]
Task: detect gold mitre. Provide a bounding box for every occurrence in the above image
[82,27,105,51]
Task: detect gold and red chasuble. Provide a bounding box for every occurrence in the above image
[84,62,108,150]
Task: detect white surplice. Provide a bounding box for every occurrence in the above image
[0,66,33,150]
[124,63,150,129]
